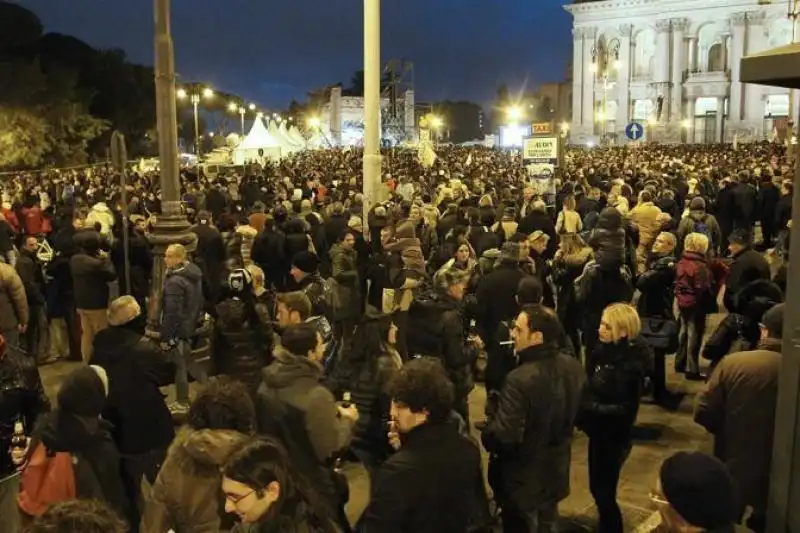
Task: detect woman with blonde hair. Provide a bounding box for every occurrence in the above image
[555,194,583,235]
[577,303,652,533]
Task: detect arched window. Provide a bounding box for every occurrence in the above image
[708,43,724,72]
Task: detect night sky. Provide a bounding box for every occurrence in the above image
[18,0,573,109]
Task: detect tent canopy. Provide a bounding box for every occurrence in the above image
[741,43,800,90]
[238,117,282,149]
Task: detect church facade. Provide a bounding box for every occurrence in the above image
[566,0,797,144]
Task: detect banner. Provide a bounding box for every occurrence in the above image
[522,136,559,162]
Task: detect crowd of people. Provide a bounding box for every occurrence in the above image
[0,140,793,533]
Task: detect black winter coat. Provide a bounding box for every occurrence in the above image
[362,422,484,533]
[518,211,557,258]
[636,254,676,319]
[406,289,472,399]
[90,325,174,455]
[214,298,273,395]
[724,248,770,312]
[578,338,651,442]
[33,412,130,519]
[192,223,226,302]
[0,345,50,477]
[252,228,287,289]
[551,247,593,329]
[70,253,117,309]
[474,261,528,342]
[482,344,586,511]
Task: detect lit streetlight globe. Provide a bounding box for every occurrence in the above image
[176,88,187,99]
[228,102,238,112]
[507,106,522,122]
[308,117,321,128]
[248,103,256,111]
[202,88,214,98]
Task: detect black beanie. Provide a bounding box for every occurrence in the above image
[659,452,736,530]
[57,367,106,418]
[291,251,320,274]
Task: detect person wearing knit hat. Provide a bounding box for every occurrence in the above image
[291,251,321,278]
[26,365,129,519]
[654,452,738,532]
[693,303,784,533]
[289,251,327,317]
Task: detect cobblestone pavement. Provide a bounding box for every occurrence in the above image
[40,315,721,531]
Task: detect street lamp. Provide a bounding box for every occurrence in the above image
[591,37,622,142]
[507,106,523,124]
[177,85,214,157]
[308,116,321,129]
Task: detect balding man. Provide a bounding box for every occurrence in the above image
[160,244,207,411]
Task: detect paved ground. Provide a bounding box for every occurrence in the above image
[39,317,720,532]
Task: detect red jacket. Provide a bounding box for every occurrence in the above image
[21,206,45,235]
[675,251,713,310]
[1,208,19,233]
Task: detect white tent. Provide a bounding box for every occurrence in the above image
[266,121,299,153]
[233,117,283,164]
[288,125,307,146]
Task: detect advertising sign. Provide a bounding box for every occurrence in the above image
[522,135,560,205]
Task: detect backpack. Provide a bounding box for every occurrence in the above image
[17,441,77,516]
[691,217,713,246]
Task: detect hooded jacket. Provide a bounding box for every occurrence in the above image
[329,243,360,320]
[160,261,204,341]
[32,367,129,518]
[86,202,115,238]
[90,325,174,455]
[70,252,117,310]
[551,246,593,327]
[141,428,251,533]
[257,347,355,509]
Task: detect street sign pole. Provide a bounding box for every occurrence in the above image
[110,131,131,297]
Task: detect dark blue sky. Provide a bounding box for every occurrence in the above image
[18,0,573,109]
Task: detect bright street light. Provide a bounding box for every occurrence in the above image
[681,119,692,129]
[248,103,256,111]
[308,116,321,128]
[202,88,214,98]
[507,106,522,123]
[228,102,238,112]
[430,116,444,129]
[176,88,187,99]
[560,122,570,133]
[648,117,658,126]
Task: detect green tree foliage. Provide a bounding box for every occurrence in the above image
[0,2,152,168]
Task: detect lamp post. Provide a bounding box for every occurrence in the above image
[363,0,382,222]
[149,0,196,335]
[590,37,621,143]
[228,101,249,136]
[177,86,213,157]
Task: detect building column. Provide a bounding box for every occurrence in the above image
[655,20,672,84]
[729,12,748,123]
[616,24,633,131]
[686,97,696,143]
[582,27,597,132]
[671,18,689,123]
[572,27,584,129]
[687,37,697,72]
[744,11,767,131]
[716,97,725,142]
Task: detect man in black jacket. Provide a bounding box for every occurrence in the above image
[724,230,770,313]
[0,333,50,533]
[90,296,174,527]
[362,357,485,533]
[191,211,226,306]
[482,305,585,533]
[16,235,46,358]
[70,231,117,362]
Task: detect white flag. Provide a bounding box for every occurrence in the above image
[465,153,473,167]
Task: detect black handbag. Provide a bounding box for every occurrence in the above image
[639,316,679,353]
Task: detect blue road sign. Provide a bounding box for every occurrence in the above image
[625,122,644,141]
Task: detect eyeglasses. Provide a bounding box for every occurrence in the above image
[225,489,255,505]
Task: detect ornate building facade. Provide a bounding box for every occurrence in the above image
[566,0,797,144]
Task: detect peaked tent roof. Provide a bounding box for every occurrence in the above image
[238,117,282,149]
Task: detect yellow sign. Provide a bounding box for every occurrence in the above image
[532,122,552,134]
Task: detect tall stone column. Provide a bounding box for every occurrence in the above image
[716,97,725,142]
[729,12,748,123]
[687,37,697,72]
[572,27,584,129]
[582,27,597,132]
[655,20,672,84]
[671,18,689,123]
[744,11,767,131]
[148,0,196,335]
[616,24,633,131]
[686,97,696,143]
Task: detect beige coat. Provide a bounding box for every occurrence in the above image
[0,262,28,331]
